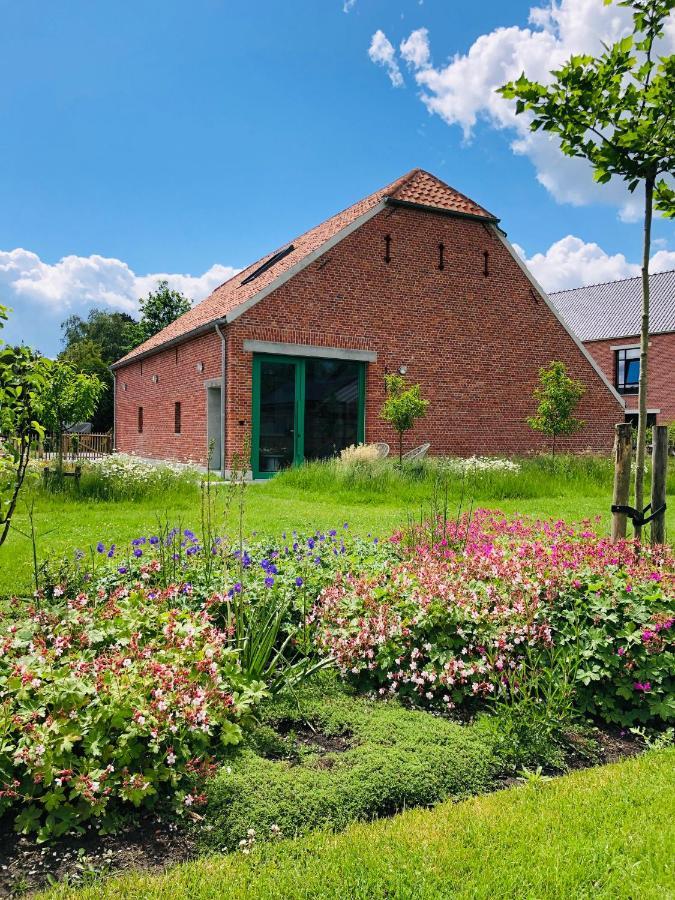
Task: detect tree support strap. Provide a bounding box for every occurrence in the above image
[611,502,667,528]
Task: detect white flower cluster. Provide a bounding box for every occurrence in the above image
[85,453,201,485]
[442,456,521,474]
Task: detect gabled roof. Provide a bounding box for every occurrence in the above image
[550,269,675,342]
[114,169,497,367]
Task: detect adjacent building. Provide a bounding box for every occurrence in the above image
[112,169,624,475]
[551,270,675,427]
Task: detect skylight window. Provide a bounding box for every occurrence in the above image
[240,244,295,286]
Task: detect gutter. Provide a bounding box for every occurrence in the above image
[214,323,227,479]
[111,369,116,451]
[111,320,227,371]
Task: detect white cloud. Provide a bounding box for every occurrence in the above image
[370,0,675,218]
[400,28,431,69]
[343,0,357,11]
[368,30,404,87]
[0,247,239,354]
[514,235,675,292]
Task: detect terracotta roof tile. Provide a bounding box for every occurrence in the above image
[114,169,496,365]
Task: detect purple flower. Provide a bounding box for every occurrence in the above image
[264,576,275,588]
[233,582,242,593]
[242,552,252,568]
[307,538,315,550]
[118,566,128,574]
[186,546,199,556]
[343,522,349,529]
[96,542,105,554]
[633,681,652,692]
[641,630,654,643]
[150,536,159,545]
[132,537,146,546]
[618,647,626,657]
[133,548,143,558]
[184,529,196,540]
[295,577,304,587]
[329,529,337,537]
[107,544,116,558]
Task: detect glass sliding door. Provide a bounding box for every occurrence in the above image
[251,353,365,478]
[303,359,363,460]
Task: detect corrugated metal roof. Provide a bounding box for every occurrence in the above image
[550,269,675,342]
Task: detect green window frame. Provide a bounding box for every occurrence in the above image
[251,353,366,479]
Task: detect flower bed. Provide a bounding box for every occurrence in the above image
[312,510,674,726]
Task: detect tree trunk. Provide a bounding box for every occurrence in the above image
[633,173,654,541]
[398,431,403,465]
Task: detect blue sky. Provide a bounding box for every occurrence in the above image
[1,0,673,354]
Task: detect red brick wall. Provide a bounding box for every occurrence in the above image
[584,332,675,423]
[114,330,221,464]
[115,205,625,467]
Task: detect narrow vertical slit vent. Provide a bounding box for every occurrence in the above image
[384,234,392,264]
[483,250,489,277]
[438,243,445,271]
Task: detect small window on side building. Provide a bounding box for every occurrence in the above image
[175,401,181,434]
[615,348,640,394]
[138,407,144,433]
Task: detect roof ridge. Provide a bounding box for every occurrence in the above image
[551,268,675,295]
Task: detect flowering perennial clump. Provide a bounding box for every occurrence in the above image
[312,510,674,725]
[0,587,265,841]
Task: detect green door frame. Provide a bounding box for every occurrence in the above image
[251,353,366,479]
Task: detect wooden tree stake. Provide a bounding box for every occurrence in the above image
[650,424,668,545]
[611,423,633,543]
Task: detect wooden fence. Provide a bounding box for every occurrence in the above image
[31,432,113,461]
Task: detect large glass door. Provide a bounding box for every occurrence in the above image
[251,354,365,478]
[252,357,302,476]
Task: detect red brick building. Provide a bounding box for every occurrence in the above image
[551,270,675,427]
[112,169,624,476]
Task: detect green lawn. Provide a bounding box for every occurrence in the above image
[44,749,675,899]
[2,456,673,596]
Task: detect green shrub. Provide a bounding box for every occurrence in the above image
[0,587,266,842]
[200,676,501,851]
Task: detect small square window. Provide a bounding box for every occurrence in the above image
[615,348,640,394]
[174,402,181,434]
[138,407,144,433]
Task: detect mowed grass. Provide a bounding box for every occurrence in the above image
[1,454,673,596]
[43,749,675,900]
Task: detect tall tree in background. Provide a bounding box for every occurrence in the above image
[126,280,192,348]
[60,309,137,431]
[499,0,675,539]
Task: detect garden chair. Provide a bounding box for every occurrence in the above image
[373,442,390,459]
[402,442,430,462]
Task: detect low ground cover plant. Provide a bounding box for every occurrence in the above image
[201,674,501,852]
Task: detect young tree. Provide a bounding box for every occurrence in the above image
[499,0,675,538]
[0,305,45,548]
[380,374,429,464]
[126,280,192,349]
[33,360,104,472]
[60,339,113,432]
[528,362,586,458]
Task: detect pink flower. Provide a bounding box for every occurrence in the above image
[617,647,626,657]
[633,681,652,692]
